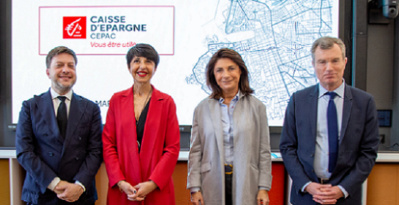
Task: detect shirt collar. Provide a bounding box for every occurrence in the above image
[50,88,73,101]
[318,79,345,99]
[218,91,243,104]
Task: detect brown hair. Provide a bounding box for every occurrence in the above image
[311,36,346,62]
[206,48,254,99]
[46,46,77,68]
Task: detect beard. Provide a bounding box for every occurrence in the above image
[53,78,76,94]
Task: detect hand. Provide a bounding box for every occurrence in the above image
[131,181,158,201]
[117,181,137,200]
[257,190,269,205]
[52,180,66,195]
[305,182,336,204]
[312,186,344,204]
[305,182,333,197]
[55,180,84,202]
[190,191,204,205]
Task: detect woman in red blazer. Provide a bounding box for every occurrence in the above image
[102,44,180,204]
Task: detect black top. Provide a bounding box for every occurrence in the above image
[136,98,151,152]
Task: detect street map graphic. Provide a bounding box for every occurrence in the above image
[186,0,337,125]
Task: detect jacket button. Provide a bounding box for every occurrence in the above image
[75,157,79,161]
[78,137,82,140]
[48,152,54,156]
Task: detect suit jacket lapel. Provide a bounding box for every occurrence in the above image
[38,90,62,143]
[67,93,85,136]
[340,84,352,143]
[208,98,224,163]
[62,93,85,153]
[308,85,319,144]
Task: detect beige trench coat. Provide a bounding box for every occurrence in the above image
[187,94,272,205]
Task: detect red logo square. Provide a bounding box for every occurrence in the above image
[63,16,86,39]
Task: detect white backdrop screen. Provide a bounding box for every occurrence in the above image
[12,0,339,125]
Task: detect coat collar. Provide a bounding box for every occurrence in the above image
[121,85,165,101]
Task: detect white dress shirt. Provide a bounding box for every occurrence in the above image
[50,88,72,118]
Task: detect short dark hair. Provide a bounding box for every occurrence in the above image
[126,43,160,68]
[206,48,254,99]
[311,36,346,62]
[46,46,77,68]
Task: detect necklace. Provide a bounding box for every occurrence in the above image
[134,87,152,122]
[142,88,152,109]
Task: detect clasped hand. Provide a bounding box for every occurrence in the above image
[118,180,158,201]
[305,182,344,204]
[54,180,84,202]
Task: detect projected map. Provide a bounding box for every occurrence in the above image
[186,0,337,125]
[12,0,338,126]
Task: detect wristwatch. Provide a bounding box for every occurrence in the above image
[190,190,200,195]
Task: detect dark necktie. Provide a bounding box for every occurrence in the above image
[326,92,338,172]
[57,96,67,139]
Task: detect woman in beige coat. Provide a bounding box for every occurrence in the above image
[187,48,272,205]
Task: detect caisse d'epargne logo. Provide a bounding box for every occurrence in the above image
[63,16,86,39]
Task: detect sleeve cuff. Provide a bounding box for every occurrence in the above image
[259,186,268,191]
[190,187,200,194]
[301,181,312,192]
[337,185,349,198]
[47,177,61,191]
[75,181,86,192]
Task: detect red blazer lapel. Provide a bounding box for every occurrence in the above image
[139,87,165,178]
[140,87,163,163]
[120,87,143,179]
[120,87,137,139]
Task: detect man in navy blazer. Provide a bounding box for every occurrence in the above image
[16,46,102,204]
[280,36,379,205]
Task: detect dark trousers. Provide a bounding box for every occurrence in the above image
[28,202,94,205]
[225,173,233,205]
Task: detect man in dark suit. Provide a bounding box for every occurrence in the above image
[280,36,379,205]
[16,46,102,205]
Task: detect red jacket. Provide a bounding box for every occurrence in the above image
[103,86,180,204]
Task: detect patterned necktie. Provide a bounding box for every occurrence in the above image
[326,92,338,172]
[57,96,67,139]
